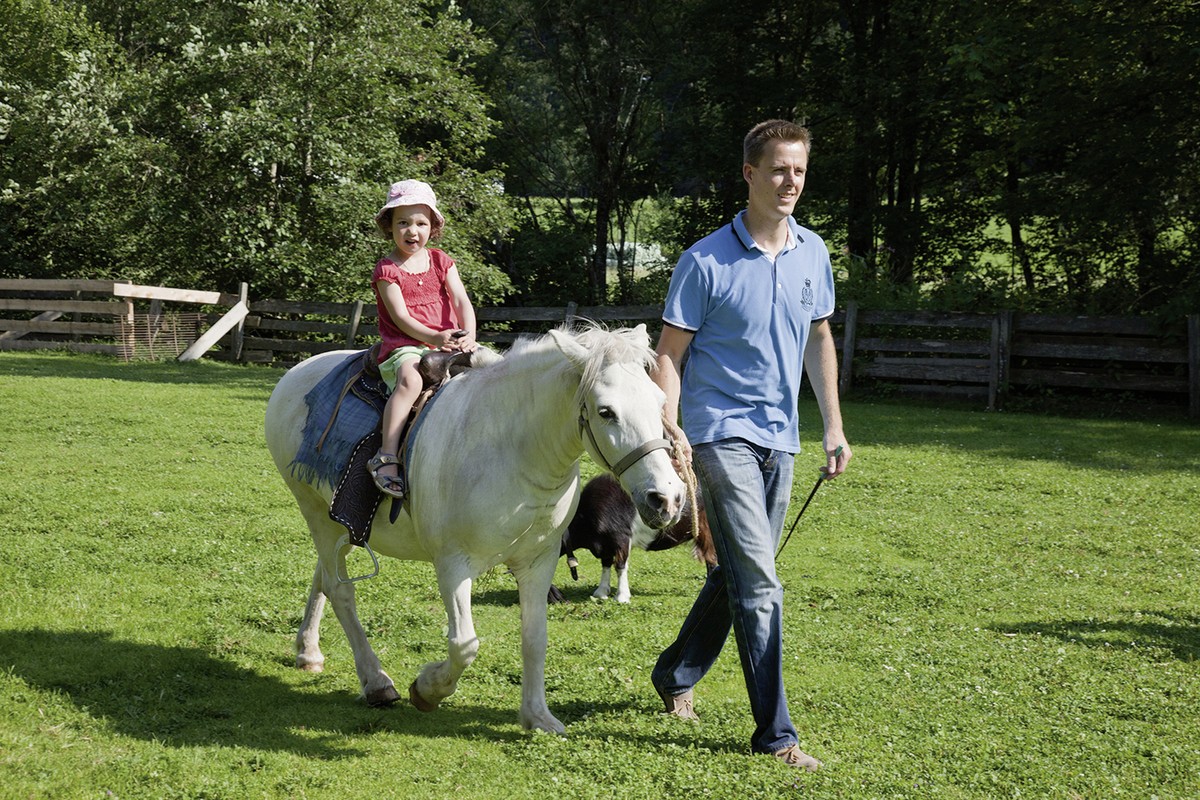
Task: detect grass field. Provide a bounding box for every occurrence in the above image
[1,351,1198,799]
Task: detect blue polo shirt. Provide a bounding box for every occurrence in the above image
[662,211,835,453]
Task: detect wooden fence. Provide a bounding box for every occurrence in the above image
[2,279,1197,417]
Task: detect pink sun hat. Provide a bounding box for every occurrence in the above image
[375,179,445,231]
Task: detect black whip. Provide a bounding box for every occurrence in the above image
[776,445,842,558]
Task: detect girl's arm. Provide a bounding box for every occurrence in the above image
[443,266,478,352]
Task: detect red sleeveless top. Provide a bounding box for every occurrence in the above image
[371,248,458,362]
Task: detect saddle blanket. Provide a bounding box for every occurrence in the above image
[289,349,389,492]
[288,349,449,545]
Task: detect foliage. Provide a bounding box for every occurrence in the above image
[3,0,1198,314]
[0,0,513,304]
[499,202,593,307]
[2,351,1199,798]
[462,0,676,305]
[475,0,1200,314]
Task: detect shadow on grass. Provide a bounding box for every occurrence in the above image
[997,613,1200,661]
[0,350,286,388]
[799,397,1200,476]
[552,698,748,756]
[472,581,687,608]
[0,628,523,757]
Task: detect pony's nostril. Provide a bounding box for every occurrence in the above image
[646,490,663,510]
[646,489,684,520]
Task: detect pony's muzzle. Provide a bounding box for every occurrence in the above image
[636,486,685,530]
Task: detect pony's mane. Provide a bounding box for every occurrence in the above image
[571,322,656,367]
[505,322,657,402]
[569,322,657,406]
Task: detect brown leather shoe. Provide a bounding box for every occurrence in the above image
[772,744,822,771]
[657,687,699,721]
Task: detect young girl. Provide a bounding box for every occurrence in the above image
[367,179,478,500]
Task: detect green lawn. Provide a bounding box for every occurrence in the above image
[1,351,1197,799]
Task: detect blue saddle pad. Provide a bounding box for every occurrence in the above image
[289,350,388,491]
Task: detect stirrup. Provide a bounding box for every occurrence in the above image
[334,533,380,583]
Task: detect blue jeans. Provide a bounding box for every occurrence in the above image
[652,438,798,754]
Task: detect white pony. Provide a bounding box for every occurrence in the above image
[264,324,685,734]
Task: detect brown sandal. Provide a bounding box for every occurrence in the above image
[366,452,406,499]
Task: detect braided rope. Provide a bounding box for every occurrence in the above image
[663,410,700,536]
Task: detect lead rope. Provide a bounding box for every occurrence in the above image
[663,411,700,537]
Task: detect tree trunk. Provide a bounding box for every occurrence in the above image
[843,0,885,269]
[591,192,611,305]
[1005,160,1035,293]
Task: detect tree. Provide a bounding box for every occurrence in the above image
[940,0,1200,312]
[464,0,676,304]
[1,0,513,303]
[0,0,134,278]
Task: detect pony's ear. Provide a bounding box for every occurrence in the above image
[548,328,588,368]
[630,323,650,348]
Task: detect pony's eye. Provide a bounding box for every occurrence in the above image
[597,406,616,420]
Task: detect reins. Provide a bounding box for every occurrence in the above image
[657,410,701,540]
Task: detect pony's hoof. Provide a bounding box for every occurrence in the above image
[408,681,439,712]
[365,684,401,707]
[521,712,567,735]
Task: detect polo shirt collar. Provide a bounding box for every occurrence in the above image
[732,210,803,256]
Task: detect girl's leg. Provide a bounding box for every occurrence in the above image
[375,359,422,481]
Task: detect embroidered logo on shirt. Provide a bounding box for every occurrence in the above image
[800,278,815,311]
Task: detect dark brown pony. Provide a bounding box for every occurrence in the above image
[556,474,716,603]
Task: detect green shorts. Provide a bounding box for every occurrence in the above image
[379,345,430,392]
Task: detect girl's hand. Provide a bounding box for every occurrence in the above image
[437,329,477,353]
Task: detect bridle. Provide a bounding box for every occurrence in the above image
[578,406,672,478]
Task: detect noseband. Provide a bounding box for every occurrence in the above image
[578,407,672,478]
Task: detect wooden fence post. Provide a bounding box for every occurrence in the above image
[72,289,83,343]
[1188,313,1199,419]
[233,282,248,362]
[117,281,134,358]
[991,310,1013,411]
[838,300,858,395]
[178,301,249,362]
[345,300,364,348]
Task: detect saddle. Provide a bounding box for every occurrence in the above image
[326,346,475,546]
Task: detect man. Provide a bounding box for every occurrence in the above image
[650,119,851,771]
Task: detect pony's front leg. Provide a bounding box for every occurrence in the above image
[295,561,326,671]
[513,551,566,734]
[613,559,631,604]
[410,562,479,712]
[592,564,613,600]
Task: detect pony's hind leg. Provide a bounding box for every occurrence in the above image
[295,561,326,672]
[592,563,614,600]
[613,557,632,604]
[410,563,479,712]
[311,534,401,706]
